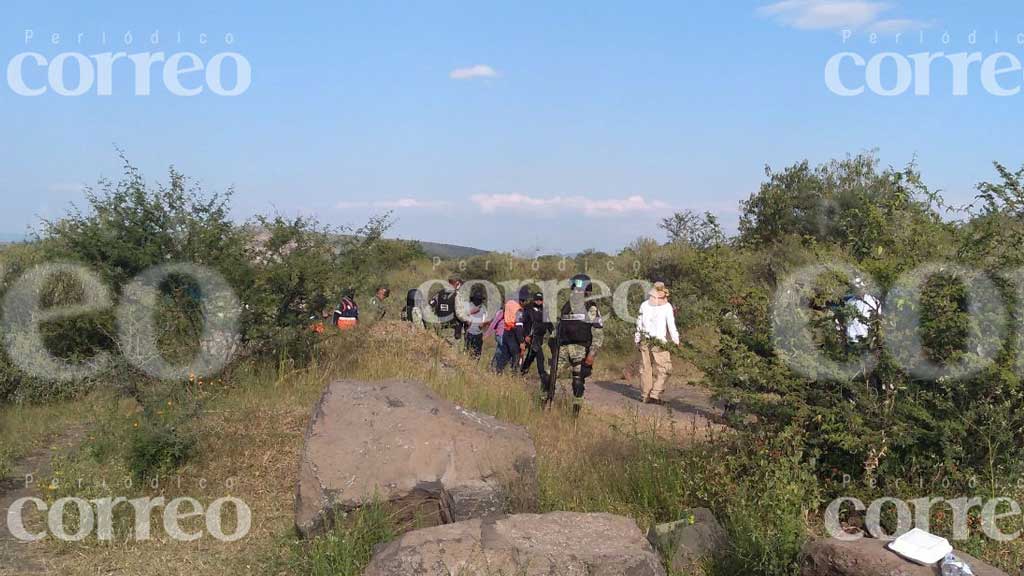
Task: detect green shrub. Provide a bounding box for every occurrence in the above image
[126,419,197,481]
[291,503,398,576]
[712,432,819,576]
[124,382,200,481]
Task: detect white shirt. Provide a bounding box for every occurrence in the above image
[467,304,487,335]
[845,294,880,342]
[635,299,680,345]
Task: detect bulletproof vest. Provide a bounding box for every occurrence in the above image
[433,289,457,323]
[559,298,593,346]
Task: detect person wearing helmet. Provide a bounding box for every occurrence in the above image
[547,274,603,415]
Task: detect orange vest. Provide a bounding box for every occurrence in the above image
[503,300,522,330]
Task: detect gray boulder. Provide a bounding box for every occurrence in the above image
[364,512,667,576]
[295,379,537,538]
[647,507,727,574]
[801,537,1009,576]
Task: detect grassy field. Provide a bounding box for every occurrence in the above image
[1,321,819,576]
[9,320,1022,575]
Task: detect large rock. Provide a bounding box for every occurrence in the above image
[647,507,727,574]
[295,379,537,538]
[801,537,1009,576]
[364,512,667,576]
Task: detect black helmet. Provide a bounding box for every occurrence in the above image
[569,274,592,294]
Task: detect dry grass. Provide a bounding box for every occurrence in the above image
[0,396,102,479]
[2,322,727,575]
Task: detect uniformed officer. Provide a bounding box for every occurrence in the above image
[546,274,603,415]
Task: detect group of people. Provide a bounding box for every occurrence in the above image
[314,273,880,414]
[313,286,392,332]
[398,274,683,413]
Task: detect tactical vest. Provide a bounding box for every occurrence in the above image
[433,289,457,324]
[559,299,594,346]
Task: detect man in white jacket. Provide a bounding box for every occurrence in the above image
[634,281,680,405]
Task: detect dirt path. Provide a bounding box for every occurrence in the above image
[524,367,729,442]
[0,426,86,576]
[585,379,729,440]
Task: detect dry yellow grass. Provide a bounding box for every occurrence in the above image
[4,322,709,575]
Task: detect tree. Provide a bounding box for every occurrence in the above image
[658,210,725,249]
[738,153,950,274]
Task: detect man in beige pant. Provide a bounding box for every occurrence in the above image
[635,282,680,405]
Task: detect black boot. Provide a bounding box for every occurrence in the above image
[571,375,585,417]
[539,374,554,409]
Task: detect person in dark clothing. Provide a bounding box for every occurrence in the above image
[495,288,528,374]
[520,292,552,381]
[401,288,426,328]
[429,276,465,344]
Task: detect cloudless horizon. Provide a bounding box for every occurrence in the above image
[3,1,1024,253]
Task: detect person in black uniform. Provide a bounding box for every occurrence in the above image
[520,291,552,382]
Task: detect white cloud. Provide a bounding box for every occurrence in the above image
[470,194,670,217]
[335,198,449,210]
[449,64,499,80]
[757,0,928,31]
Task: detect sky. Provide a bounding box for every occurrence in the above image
[2,1,1024,253]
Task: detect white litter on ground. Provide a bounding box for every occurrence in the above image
[887,528,954,565]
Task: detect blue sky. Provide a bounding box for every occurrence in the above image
[2,1,1024,252]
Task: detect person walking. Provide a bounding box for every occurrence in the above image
[546,274,603,416]
[520,291,552,382]
[465,291,487,359]
[429,276,465,344]
[634,281,679,405]
[486,301,506,370]
[494,288,526,374]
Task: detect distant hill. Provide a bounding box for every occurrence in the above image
[415,240,489,260]
[0,228,490,260]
